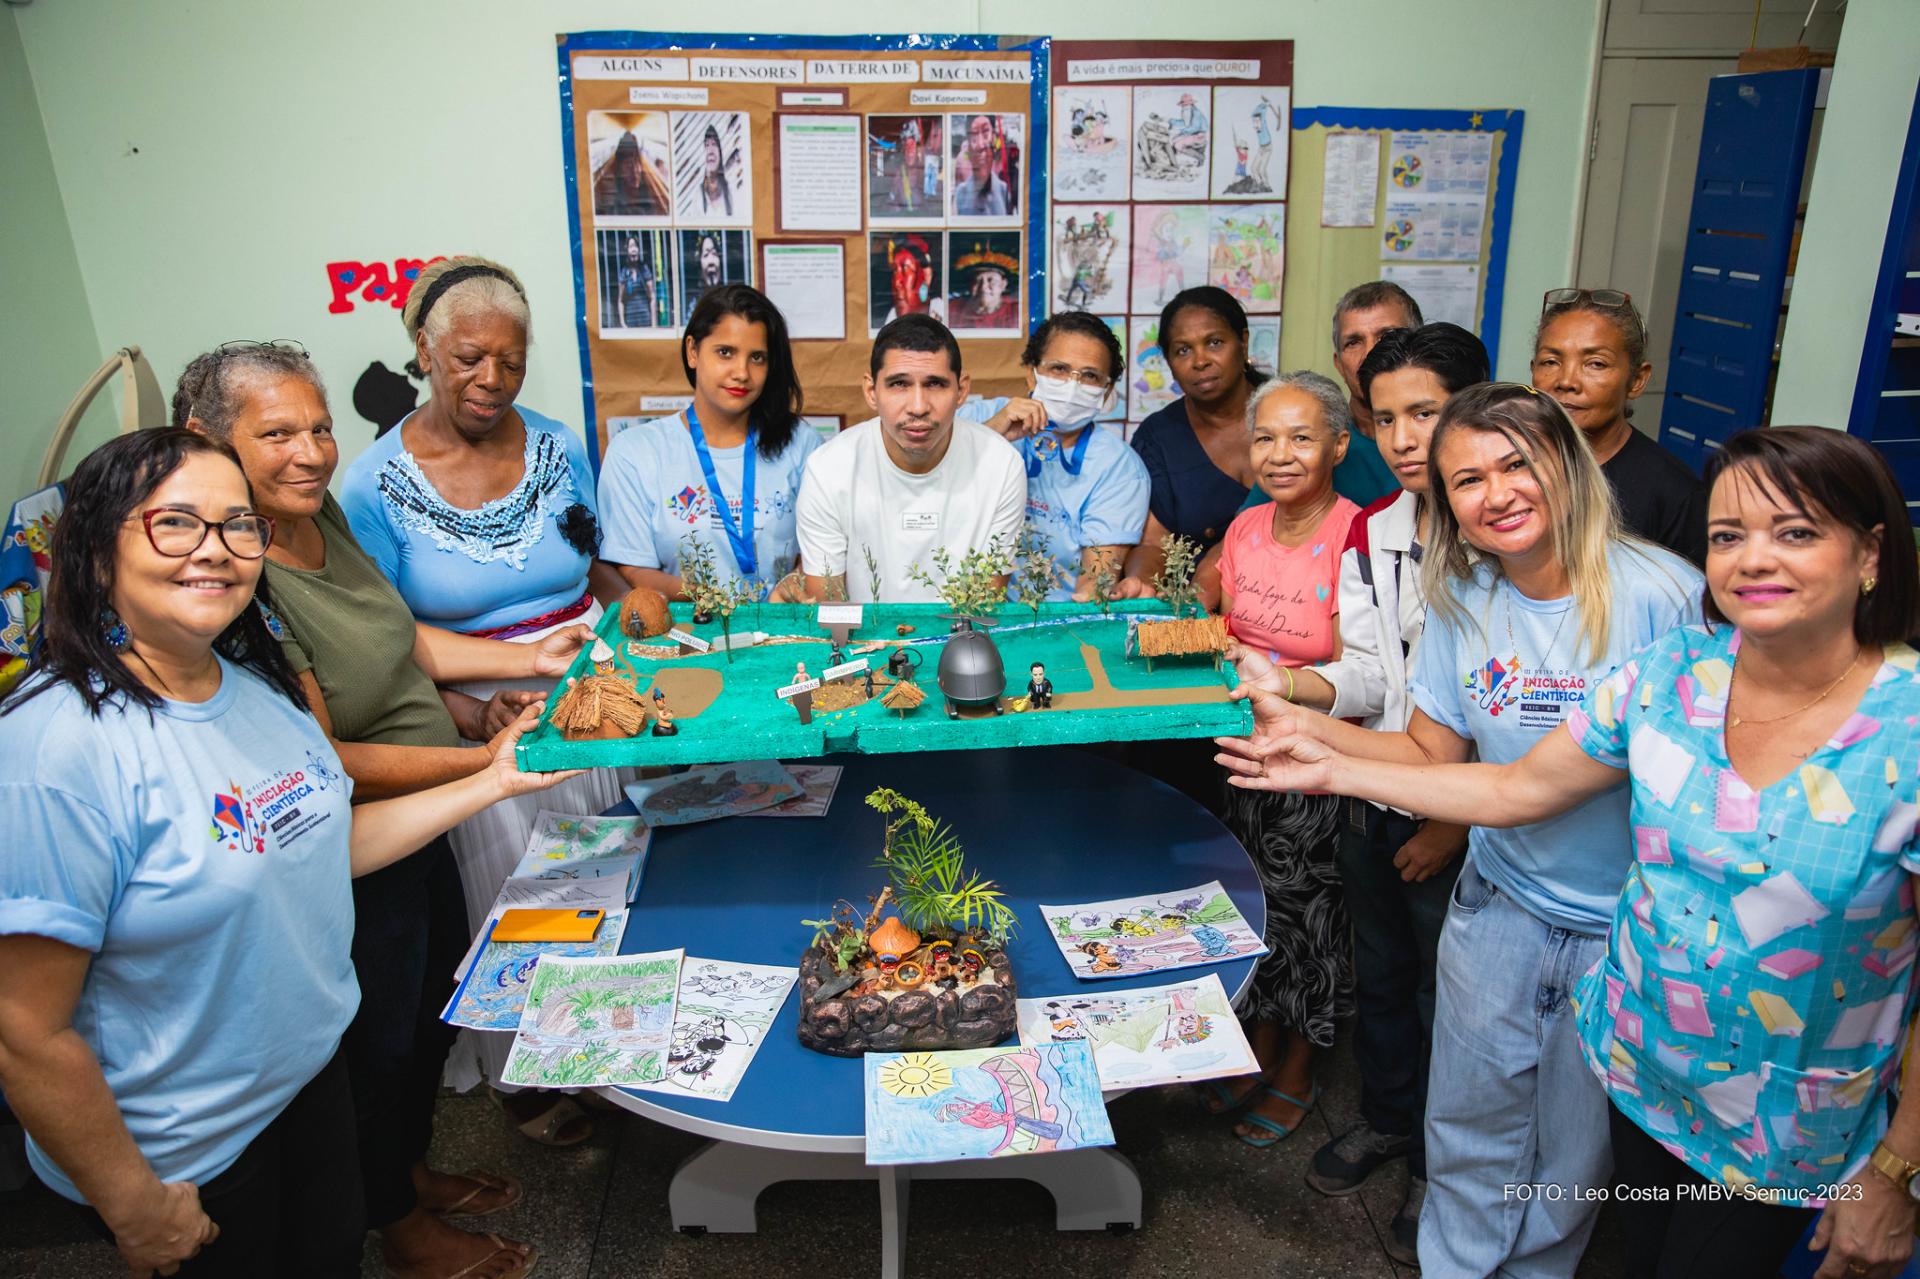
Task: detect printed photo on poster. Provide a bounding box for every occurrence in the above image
[1247,316,1281,375]
[677,230,752,319]
[1131,205,1208,313]
[1131,86,1209,202]
[947,112,1023,225]
[1212,87,1289,199]
[1208,203,1284,314]
[589,111,672,225]
[947,233,1022,336]
[1128,316,1177,422]
[1052,87,1129,201]
[595,229,675,336]
[869,231,947,336]
[868,114,945,227]
[1094,316,1127,422]
[671,111,753,228]
[1052,205,1127,314]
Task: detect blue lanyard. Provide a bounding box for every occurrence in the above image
[1026,425,1092,479]
[686,406,757,577]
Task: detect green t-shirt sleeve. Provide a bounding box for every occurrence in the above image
[279,632,313,677]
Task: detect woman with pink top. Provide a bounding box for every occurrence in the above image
[1209,370,1358,1149]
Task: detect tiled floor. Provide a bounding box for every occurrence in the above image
[0,1033,1622,1278]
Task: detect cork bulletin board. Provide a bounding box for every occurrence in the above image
[556,32,1051,466]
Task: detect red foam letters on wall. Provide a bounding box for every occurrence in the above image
[326,257,446,314]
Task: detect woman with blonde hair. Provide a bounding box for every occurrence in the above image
[1219,382,1700,1276]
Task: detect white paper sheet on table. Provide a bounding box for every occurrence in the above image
[631,957,798,1102]
[443,911,631,1032]
[743,764,843,818]
[622,759,801,826]
[1016,973,1257,1089]
[502,949,685,1088]
[1039,880,1266,980]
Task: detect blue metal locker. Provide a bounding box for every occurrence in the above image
[1662,69,1820,472]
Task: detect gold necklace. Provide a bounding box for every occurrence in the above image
[1727,647,1863,729]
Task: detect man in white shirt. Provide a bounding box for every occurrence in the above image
[793,314,1025,602]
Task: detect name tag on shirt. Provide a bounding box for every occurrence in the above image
[902,511,939,532]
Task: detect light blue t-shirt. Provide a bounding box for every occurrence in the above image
[597,412,822,597]
[0,662,357,1202]
[1410,543,1701,933]
[960,399,1149,600]
[340,406,598,633]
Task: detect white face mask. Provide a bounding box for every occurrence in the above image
[1030,374,1110,430]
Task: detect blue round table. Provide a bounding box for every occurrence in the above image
[597,746,1262,1276]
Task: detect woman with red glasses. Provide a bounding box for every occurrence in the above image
[0,429,569,1278]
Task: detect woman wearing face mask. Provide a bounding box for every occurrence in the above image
[971,311,1151,600]
[1532,288,1704,565]
[1216,383,1700,1277]
[598,285,817,601]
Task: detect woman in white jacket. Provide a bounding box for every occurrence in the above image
[1244,322,1487,1264]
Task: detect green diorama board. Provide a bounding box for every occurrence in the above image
[515,600,1251,772]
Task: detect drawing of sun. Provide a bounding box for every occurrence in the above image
[877,1053,953,1098]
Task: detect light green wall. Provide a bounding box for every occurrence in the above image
[1773,0,1920,430]
[12,0,1599,477]
[0,9,116,506]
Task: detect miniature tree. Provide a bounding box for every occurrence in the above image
[906,536,1012,625]
[1152,532,1204,618]
[678,535,758,661]
[861,544,884,602]
[1088,560,1120,614]
[866,788,1017,945]
[1008,519,1062,626]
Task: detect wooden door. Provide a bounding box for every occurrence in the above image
[1575,56,1733,439]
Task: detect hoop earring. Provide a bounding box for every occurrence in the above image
[1862,577,1878,596]
[100,607,130,653]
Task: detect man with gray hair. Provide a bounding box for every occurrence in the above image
[1327,281,1423,506]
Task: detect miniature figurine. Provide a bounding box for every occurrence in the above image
[1026,662,1053,709]
[959,944,986,979]
[863,668,877,699]
[828,641,847,669]
[652,686,667,707]
[795,660,809,681]
[651,706,677,736]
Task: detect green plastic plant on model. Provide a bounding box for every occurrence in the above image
[678,535,758,661]
[906,536,1011,623]
[866,787,1017,946]
[1008,519,1062,626]
[1152,532,1203,618]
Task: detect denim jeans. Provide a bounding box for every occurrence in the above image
[1418,860,1610,1278]
[1336,798,1459,1177]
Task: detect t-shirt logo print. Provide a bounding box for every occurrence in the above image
[1462,652,1525,717]
[209,782,264,854]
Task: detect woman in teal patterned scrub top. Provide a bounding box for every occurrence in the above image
[1218,426,1920,1279]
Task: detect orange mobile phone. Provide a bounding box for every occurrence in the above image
[492,908,606,943]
